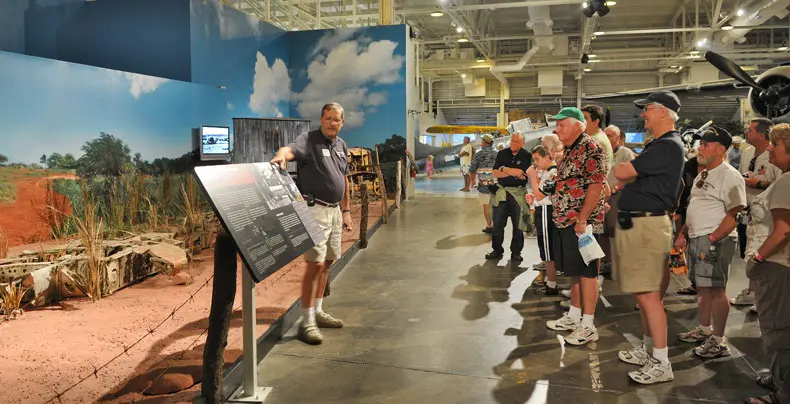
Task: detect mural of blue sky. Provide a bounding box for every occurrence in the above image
[190,0,290,123]
[287,26,407,149]
[0,51,227,165]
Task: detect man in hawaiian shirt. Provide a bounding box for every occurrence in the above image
[545,107,607,346]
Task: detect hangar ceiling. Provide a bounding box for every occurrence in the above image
[227,0,790,128]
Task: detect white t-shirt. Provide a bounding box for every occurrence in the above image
[740,148,782,204]
[460,144,473,166]
[535,166,558,207]
[607,145,635,188]
[686,162,747,238]
[747,171,790,267]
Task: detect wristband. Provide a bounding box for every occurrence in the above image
[708,234,716,243]
[754,252,765,262]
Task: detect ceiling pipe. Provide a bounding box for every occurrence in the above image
[714,0,790,44]
[490,5,555,87]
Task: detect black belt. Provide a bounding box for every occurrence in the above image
[304,195,339,208]
[620,210,669,218]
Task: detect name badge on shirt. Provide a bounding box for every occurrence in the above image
[335,150,345,158]
[322,149,331,157]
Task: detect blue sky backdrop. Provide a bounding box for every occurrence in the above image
[0,51,227,165]
[288,25,407,149]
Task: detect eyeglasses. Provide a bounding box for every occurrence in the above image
[696,170,708,188]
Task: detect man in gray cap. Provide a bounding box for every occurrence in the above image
[469,134,499,232]
[612,90,685,384]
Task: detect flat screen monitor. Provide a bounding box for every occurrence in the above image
[633,147,643,154]
[200,125,231,161]
[625,132,644,144]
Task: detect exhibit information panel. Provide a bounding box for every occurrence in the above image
[194,163,326,283]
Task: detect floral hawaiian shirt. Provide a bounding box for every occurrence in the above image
[551,134,607,233]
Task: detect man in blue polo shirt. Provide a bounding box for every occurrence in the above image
[613,90,685,385]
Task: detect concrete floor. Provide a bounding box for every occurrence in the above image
[255,181,768,404]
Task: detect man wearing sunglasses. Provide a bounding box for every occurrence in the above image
[675,126,746,360]
[612,90,685,385]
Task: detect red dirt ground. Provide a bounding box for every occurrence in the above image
[0,170,76,247]
[0,199,393,404]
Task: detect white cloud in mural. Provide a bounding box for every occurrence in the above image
[294,39,402,129]
[250,51,290,118]
[125,74,168,99]
[102,70,168,99]
[310,28,360,57]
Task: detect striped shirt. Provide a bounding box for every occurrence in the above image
[469,146,498,193]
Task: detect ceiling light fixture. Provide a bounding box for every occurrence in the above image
[584,68,592,72]
[461,73,466,78]
[588,54,597,58]
[605,1,616,5]
[476,58,486,63]
[722,25,734,30]
[779,46,789,51]
[456,27,464,33]
[593,31,605,36]
[670,65,678,68]
[583,0,610,18]
[430,11,444,17]
[736,8,745,16]
[457,38,469,43]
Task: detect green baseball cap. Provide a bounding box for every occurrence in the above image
[552,107,585,122]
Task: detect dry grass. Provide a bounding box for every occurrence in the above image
[179,174,204,254]
[36,179,70,238]
[71,181,106,301]
[0,226,8,259]
[159,170,174,226]
[144,194,159,232]
[121,171,144,229]
[107,179,125,235]
[1,283,29,320]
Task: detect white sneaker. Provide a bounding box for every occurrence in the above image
[546,312,578,331]
[678,326,711,343]
[560,289,571,299]
[618,343,651,366]
[559,300,571,309]
[628,357,674,385]
[729,288,755,306]
[564,324,599,346]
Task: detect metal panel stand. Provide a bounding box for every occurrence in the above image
[227,269,272,403]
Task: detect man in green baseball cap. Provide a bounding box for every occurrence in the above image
[552,107,586,122]
[545,105,608,347]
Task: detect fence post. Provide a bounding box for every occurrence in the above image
[359,183,369,248]
[395,160,402,209]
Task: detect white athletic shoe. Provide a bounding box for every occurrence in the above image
[560,289,571,299]
[618,343,651,366]
[628,357,674,385]
[564,324,599,346]
[729,288,755,306]
[546,312,578,331]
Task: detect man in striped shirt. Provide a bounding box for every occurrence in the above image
[469,134,499,233]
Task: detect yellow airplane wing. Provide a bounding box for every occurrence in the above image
[425,125,509,135]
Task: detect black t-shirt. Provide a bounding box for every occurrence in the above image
[494,148,532,187]
[619,130,685,212]
[288,129,349,203]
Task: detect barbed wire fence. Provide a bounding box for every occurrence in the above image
[42,260,304,404]
[43,274,215,404]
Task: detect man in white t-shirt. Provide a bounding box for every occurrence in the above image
[582,104,614,172]
[675,126,746,360]
[730,118,783,308]
[459,136,474,191]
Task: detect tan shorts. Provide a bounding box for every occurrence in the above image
[613,215,672,293]
[478,192,491,205]
[304,205,343,263]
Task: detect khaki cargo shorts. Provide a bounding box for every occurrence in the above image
[305,205,343,263]
[613,215,672,293]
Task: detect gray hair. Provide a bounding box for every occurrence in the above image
[605,125,621,137]
[568,117,587,133]
[650,102,679,122]
[542,133,562,152]
[511,132,525,142]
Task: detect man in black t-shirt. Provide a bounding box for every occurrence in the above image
[485,133,532,262]
[612,90,685,385]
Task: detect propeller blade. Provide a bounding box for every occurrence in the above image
[705,51,764,92]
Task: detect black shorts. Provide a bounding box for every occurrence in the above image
[553,226,600,278]
[535,205,556,262]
